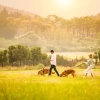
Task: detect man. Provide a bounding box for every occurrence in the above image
[48,50,59,76]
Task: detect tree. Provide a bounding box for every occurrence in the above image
[0,8,8,19]
[8,45,17,66]
[56,55,68,66]
[14,44,30,66]
[41,53,48,66]
[95,19,100,34]
[0,50,8,67]
[9,12,22,18]
[93,51,98,64]
[31,47,42,65]
[26,49,32,66]
[98,48,100,63]
[5,17,17,39]
[8,44,30,66]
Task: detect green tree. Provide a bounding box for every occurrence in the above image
[8,45,30,66]
[98,48,100,63]
[26,49,32,66]
[31,47,42,65]
[41,53,48,66]
[56,55,68,66]
[0,50,8,67]
[8,45,17,66]
[93,51,98,64]
[14,45,30,66]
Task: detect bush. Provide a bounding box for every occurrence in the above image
[37,63,45,69]
[75,61,87,69]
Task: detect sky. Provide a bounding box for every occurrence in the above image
[0,0,100,19]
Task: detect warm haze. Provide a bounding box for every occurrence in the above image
[0,0,100,19]
[0,0,100,52]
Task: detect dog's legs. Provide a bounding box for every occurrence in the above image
[65,74,68,77]
[72,72,76,77]
[72,73,75,78]
[74,72,76,77]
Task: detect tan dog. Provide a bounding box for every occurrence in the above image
[60,69,76,77]
[38,68,55,75]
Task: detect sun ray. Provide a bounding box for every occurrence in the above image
[57,0,71,6]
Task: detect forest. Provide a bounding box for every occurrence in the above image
[0,7,100,52]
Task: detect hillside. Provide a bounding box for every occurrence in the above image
[0,5,100,52]
[0,33,98,52]
[0,4,35,17]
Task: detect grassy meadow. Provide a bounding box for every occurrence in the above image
[0,66,100,100]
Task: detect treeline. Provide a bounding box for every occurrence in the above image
[0,44,87,67]
[0,44,100,67]
[1,8,100,39]
[0,45,49,67]
[0,8,100,51]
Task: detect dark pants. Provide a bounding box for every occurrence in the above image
[49,65,59,76]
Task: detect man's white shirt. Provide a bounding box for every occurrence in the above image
[50,53,56,66]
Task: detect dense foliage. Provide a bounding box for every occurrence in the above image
[0,44,100,67]
[0,8,100,51]
[0,44,88,67]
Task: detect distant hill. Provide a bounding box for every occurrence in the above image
[0,4,35,17]
[0,4,100,52]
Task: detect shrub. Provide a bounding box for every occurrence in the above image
[75,61,87,69]
[37,63,45,69]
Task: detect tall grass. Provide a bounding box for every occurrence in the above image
[0,68,100,100]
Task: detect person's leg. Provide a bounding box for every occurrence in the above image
[53,65,59,76]
[85,73,88,77]
[83,73,88,78]
[90,69,93,77]
[91,73,93,77]
[48,65,53,75]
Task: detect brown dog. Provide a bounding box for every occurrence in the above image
[60,69,76,77]
[38,68,55,75]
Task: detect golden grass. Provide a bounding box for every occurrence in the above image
[0,67,100,100]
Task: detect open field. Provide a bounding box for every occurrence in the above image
[0,67,100,100]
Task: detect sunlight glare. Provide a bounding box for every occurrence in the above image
[57,0,71,6]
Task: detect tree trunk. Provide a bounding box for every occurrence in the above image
[2,62,3,67]
[99,57,100,64]
[32,60,34,66]
[20,60,21,66]
[12,62,13,67]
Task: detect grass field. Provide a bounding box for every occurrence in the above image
[0,67,100,100]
